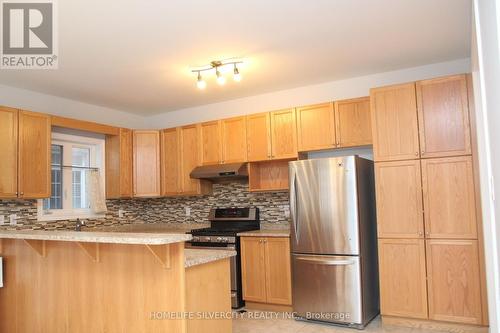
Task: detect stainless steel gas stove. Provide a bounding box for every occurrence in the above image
[186,207,260,309]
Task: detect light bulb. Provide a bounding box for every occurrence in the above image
[196,72,206,89]
[233,65,242,82]
[216,68,226,85]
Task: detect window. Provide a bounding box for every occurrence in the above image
[38,132,105,221]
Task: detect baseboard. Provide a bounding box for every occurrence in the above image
[244,301,293,312]
[382,315,488,333]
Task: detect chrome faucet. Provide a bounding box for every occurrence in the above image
[75,219,85,231]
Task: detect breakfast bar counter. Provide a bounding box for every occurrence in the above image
[0,229,231,333]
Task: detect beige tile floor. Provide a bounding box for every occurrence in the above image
[232,311,446,333]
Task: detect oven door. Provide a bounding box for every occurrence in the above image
[185,243,239,307]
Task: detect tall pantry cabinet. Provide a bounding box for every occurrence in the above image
[371,74,487,326]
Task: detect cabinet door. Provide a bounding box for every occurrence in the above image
[417,75,471,158]
[180,125,202,194]
[0,107,18,198]
[200,120,222,165]
[241,237,267,303]
[375,160,424,238]
[270,108,297,159]
[378,239,428,319]
[133,130,160,197]
[264,237,292,305]
[246,113,271,161]
[119,128,133,197]
[296,103,335,152]
[426,240,482,324]
[18,110,51,198]
[105,128,133,199]
[221,116,247,163]
[335,97,372,147]
[421,156,477,239]
[370,83,420,161]
[161,128,181,196]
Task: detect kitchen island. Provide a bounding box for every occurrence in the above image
[0,229,234,333]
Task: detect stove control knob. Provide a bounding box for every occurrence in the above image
[192,236,200,242]
[221,237,229,243]
[202,236,211,242]
[216,237,223,243]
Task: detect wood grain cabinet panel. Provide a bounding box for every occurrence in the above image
[421,156,477,239]
[270,109,298,159]
[296,103,335,152]
[416,75,472,158]
[0,107,18,198]
[221,116,247,163]
[133,130,161,197]
[105,128,133,198]
[335,97,372,147]
[370,83,420,161]
[200,120,222,165]
[246,112,271,161]
[241,237,267,303]
[378,239,428,319]
[18,110,51,199]
[161,128,181,196]
[180,124,211,195]
[375,160,424,238]
[264,237,292,305]
[426,240,482,324]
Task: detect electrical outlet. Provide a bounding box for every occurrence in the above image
[0,215,4,225]
[118,209,124,218]
[284,209,290,219]
[9,214,17,225]
[185,207,191,217]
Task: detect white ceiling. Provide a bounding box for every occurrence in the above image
[0,0,472,115]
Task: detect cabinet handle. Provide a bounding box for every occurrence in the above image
[336,141,340,147]
[421,151,425,155]
[263,239,267,243]
[20,192,24,195]
[415,152,419,156]
[418,231,423,237]
[258,239,262,243]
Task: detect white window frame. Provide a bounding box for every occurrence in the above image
[37,132,106,222]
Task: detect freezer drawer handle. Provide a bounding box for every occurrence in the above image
[295,257,355,266]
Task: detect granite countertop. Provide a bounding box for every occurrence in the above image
[237,229,290,237]
[184,248,236,268]
[0,230,192,245]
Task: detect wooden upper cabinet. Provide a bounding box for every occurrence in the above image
[370,83,420,161]
[296,103,335,152]
[0,107,18,198]
[426,240,482,324]
[421,156,477,239]
[133,130,160,197]
[375,160,424,238]
[221,116,247,163]
[416,75,472,158]
[270,108,297,159]
[378,239,428,319]
[264,237,292,305]
[200,120,222,165]
[246,113,271,162]
[18,110,51,199]
[180,124,211,195]
[241,237,267,303]
[335,97,372,148]
[105,128,133,199]
[161,128,181,196]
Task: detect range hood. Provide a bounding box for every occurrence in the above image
[190,163,248,180]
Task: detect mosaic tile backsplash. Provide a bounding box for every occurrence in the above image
[0,181,290,230]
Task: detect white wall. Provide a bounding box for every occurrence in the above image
[472,0,500,331]
[146,58,471,128]
[0,84,148,129]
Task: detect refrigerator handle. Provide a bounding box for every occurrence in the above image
[295,256,356,266]
[290,172,299,243]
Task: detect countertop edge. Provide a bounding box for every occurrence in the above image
[184,249,236,268]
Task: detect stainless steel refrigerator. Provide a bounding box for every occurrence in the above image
[289,156,379,329]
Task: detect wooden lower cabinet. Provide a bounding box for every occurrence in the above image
[426,240,483,325]
[378,239,428,319]
[240,236,292,306]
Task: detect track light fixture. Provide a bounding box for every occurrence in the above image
[191,58,243,89]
